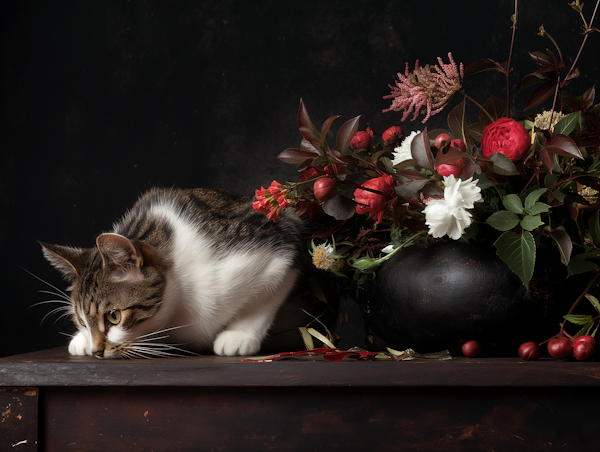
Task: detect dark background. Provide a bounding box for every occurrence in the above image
[1,0,598,358]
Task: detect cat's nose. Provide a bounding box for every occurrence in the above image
[92,349,104,358]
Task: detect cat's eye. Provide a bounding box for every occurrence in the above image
[106,310,121,325]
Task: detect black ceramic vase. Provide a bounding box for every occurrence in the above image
[359,241,582,356]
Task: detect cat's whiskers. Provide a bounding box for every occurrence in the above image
[37,290,71,303]
[21,266,70,300]
[40,305,73,326]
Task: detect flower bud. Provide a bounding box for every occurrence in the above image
[382,126,404,147]
[350,130,373,150]
[313,177,337,202]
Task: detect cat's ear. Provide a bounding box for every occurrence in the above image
[96,233,144,281]
[40,242,92,280]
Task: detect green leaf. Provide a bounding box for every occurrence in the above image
[568,258,599,276]
[381,156,395,175]
[589,210,600,247]
[563,314,595,326]
[486,211,520,231]
[524,188,546,209]
[494,231,536,288]
[307,327,335,348]
[503,194,524,213]
[585,294,600,314]
[553,111,582,136]
[489,152,520,176]
[298,327,315,350]
[520,215,545,231]
[524,202,550,215]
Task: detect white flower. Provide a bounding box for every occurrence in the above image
[381,245,395,254]
[423,175,482,240]
[392,130,420,166]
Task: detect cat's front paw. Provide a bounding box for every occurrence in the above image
[213,330,261,356]
[68,332,90,356]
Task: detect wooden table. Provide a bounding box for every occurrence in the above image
[1,347,600,451]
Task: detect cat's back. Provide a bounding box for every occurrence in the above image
[113,187,306,258]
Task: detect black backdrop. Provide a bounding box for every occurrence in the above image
[1,0,598,357]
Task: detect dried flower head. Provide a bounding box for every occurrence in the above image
[534,110,566,131]
[312,243,335,270]
[383,53,464,123]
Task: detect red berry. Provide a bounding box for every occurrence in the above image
[573,341,595,361]
[518,341,541,360]
[313,177,337,202]
[450,139,467,152]
[547,337,573,359]
[575,335,596,349]
[461,340,482,358]
[434,133,452,149]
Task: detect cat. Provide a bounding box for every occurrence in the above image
[41,187,310,358]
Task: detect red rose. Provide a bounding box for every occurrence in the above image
[480,118,531,162]
[350,129,374,149]
[354,174,397,223]
[382,126,404,146]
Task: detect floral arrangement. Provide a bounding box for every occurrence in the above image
[252,0,600,348]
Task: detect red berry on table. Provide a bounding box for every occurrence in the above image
[573,341,595,361]
[575,335,596,349]
[461,340,482,357]
[547,337,573,359]
[518,341,541,360]
[313,177,338,202]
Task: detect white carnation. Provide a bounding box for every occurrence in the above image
[392,130,420,166]
[423,175,482,240]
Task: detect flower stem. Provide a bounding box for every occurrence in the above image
[459,90,495,123]
[506,0,519,117]
[564,0,600,83]
[558,270,600,337]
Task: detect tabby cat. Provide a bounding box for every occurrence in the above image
[41,187,308,358]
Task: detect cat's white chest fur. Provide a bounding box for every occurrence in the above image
[138,202,300,356]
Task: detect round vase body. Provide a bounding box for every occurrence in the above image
[359,241,574,356]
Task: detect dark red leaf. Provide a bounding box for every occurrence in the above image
[539,147,554,172]
[464,58,507,76]
[297,99,322,153]
[524,81,557,111]
[546,134,584,159]
[300,138,320,154]
[562,67,581,84]
[517,72,548,94]
[410,128,435,171]
[322,193,356,220]
[277,148,319,163]
[434,147,465,168]
[480,95,508,124]
[320,115,340,151]
[583,84,596,111]
[334,115,361,154]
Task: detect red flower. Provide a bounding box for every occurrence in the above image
[300,164,340,181]
[350,129,374,150]
[382,126,404,146]
[437,159,465,178]
[354,174,397,223]
[252,180,289,222]
[481,118,531,162]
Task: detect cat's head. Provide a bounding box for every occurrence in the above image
[41,233,169,358]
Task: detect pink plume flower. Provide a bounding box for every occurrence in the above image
[383,52,464,123]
